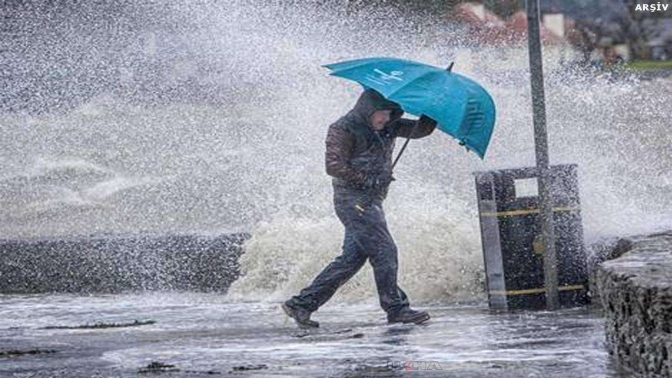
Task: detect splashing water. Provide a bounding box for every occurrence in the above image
[2,1,671,304]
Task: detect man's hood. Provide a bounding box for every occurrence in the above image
[346,89,404,135]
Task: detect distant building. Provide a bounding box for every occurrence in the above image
[647,38,671,60]
[449,3,566,46]
[447,2,580,73]
[646,18,672,60]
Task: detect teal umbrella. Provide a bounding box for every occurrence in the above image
[323,57,496,159]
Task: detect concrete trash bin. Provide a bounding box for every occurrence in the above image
[474,164,589,310]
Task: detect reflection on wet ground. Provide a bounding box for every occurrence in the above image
[0,293,627,377]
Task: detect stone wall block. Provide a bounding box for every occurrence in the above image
[596,232,672,376]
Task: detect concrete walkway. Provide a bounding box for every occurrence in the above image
[0,293,621,378]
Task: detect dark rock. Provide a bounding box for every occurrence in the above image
[0,349,57,358]
[138,361,179,374]
[42,319,156,330]
[231,364,267,371]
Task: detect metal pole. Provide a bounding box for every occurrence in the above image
[525,0,559,310]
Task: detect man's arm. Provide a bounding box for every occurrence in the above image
[325,124,367,185]
[392,115,437,139]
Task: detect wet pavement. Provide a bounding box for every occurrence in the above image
[0,293,626,377]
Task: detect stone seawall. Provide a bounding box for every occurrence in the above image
[0,233,249,293]
[596,231,672,377]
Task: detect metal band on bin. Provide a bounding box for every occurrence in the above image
[489,284,586,296]
[480,207,581,218]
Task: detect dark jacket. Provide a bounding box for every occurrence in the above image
[325,89,436,199]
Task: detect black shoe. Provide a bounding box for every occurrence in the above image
[282,300,319,329]
[387,308,430,324]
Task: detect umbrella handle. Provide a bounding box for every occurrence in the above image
[391,121,420,170]
[392,137,411,170]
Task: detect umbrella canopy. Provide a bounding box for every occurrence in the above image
[323,57,496,159]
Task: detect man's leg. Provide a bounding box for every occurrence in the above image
[283,193,367,328]
[357,201,410,314]
[288,226,367,313]
[360,203,429,324]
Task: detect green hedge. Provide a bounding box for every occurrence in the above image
[625,60,672,70]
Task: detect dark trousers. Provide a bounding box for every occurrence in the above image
[289,190,410,315]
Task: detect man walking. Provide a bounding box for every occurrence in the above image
[283,89,437,328]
